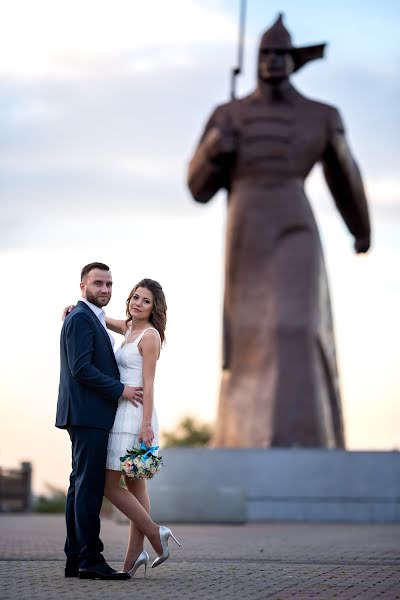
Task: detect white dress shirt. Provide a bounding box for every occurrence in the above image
[79,297,115,349]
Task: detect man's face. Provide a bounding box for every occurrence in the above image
[258,48,294,83]
[80,268,113,308]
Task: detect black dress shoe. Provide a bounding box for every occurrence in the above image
[65,558,80,577]
[79,562,130,580]
[65,565,79,577]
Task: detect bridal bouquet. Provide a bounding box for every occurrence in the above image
[120,442,163,480]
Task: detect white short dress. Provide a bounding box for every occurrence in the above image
[106,327,160,471]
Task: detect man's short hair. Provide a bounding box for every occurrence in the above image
[81,262,110,282]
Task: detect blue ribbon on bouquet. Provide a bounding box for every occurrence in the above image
[140,441,159,462]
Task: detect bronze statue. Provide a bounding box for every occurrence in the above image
[187,14,370,448]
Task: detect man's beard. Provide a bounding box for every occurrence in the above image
[85,290,110,307]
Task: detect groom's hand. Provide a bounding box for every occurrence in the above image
[122,386,143,407]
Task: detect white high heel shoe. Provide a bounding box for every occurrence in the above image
[127,549,149,577]
[151,526,181,568]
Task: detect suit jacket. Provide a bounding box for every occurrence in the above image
[55,301,124,430]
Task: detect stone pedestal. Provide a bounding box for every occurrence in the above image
[146,449,400,523]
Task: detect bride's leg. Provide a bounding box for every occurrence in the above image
[122,478,150,571]
[104,470,162,556]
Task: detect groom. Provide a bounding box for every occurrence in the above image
[56,262,142,580]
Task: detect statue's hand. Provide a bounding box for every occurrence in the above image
[354,235,370,254]
[204,126,237,161]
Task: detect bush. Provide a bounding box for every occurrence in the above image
[162,416,214,447]
[35,483,66,513]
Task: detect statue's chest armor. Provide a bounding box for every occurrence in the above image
[234,101,326,174]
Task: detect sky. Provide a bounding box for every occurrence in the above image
[0,0,399,494]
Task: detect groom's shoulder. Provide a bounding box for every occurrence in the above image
[73,301,88,314]
[64,302,93,328]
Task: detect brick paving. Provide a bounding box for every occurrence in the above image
[0,515,399,599]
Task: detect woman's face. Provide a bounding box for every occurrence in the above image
[128,287,154,321]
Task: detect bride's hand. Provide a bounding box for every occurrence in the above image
[139,423,154,448]
[62,305,75,319]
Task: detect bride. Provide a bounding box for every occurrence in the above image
[103,278,180,575]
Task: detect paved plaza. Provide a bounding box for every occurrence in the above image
[0,514,399,599]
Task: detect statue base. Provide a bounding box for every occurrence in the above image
[145,449,399,523]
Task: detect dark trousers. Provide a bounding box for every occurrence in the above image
[65,427,109,568]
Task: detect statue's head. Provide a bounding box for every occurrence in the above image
[258,14,326,85]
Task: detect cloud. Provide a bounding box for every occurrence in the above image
[0,50,235,247]
[0,0,236,79]
[1,0,399,250]
[307,167,400,210]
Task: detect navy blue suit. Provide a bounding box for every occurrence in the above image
[56,301,124,567]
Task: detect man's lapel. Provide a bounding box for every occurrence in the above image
[77,301,116,358]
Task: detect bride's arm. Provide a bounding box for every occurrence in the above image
[138,331,160,446]
[105,316,127,335]
[62,306,127,335]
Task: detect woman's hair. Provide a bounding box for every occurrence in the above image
[125,278,167,345]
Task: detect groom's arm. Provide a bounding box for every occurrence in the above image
[64,312,124,401]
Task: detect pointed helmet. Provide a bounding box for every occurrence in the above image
[259,13,326,72]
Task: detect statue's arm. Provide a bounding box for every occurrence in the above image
[187,105,236,204]
[321,108,371,253]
